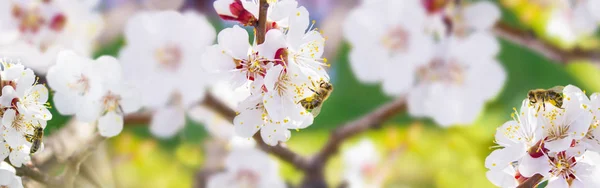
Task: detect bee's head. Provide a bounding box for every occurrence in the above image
[527,91,535,101]
[319,81,332,90]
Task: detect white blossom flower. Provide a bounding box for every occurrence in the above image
[343,0,434,84]
[0,161,23,188]
[578,151,600,187]
[485,100,542,172]
[207,147,285,188]
[46,50,105,119]
[546,0,599,47]
[521,147,595,187]
[582,93,600,152]
[344,0,504,126]
[486,85,600,187]
[47,51,141,137]
[439,1,501,38]
[343,139,381,188]
[538,85,592,153]
[0,59,49,166]
[233,95,291,146]
[0,0,103,73]
[284,7,329,79]
[119,10,215,138]
[214,0,298,28]
[202,25,285,88]
[407,34,504,126]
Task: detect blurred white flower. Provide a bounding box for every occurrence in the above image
[408,34,504,126]
[343,139,381,188]
[344,0,434,84]
[48,51,141,137]
[0,161,23,188]
[344,0,504,126]
[0,0,103,73]
[119,11,215,138]
[214,0,298,28]
[441,1,501,38]
[545,0,600,47]
[207,147,285,188]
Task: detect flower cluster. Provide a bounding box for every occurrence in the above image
[485,85,600,187]
[119,11,216,138]
[47,51,141,137]
[545,0,600,47]
[0,0,103,73]
[0,59,51,169]
[344,0,505,126]
[205,0,330,145]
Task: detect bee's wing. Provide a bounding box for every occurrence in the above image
[549,86,565,93]
[311,105,323,117]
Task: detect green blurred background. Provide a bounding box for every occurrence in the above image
[42,0,600,187]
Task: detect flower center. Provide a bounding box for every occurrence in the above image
[13,4,46,34]
[68,74,90,95]
[10,114,26,132]
[381,26,409,53]
[274,72,291,97]
[549,152,577,181]
[155,44,182,71]
[234,169,259,188]
[102,92,121,113]
[235,53,268,81]
[544,109,571,142]
[360,163,377,180]
[417,58,466,85]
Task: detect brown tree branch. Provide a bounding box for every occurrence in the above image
[493,21,600,64]
[255,0,269,45]
[517,174,543,188]
[15,163,61,187]
[300,97,407,187]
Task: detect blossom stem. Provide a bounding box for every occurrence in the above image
[14,163,61,186]
[255,0,269,45]
[516,174,543,188]
[493,21,600,64]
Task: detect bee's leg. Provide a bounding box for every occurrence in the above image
[309,88,320,95]
[542,97,546,111]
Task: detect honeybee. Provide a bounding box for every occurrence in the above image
[25,125,44,154]
[298,80,333,117]
[527,86,565,111]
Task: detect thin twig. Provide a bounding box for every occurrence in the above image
[255,0,269,45]
[493,21,600,64]
[14,163,61,187]
[517,174,543,188]
[312,97,407,167]
[300,97,407,187]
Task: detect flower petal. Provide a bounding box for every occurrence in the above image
[150,106,186,138]
[218,25,250,60]
[98,111,124,137]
